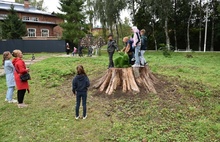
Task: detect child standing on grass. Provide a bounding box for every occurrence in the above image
[72,65,90,120]
[2,51,17,103]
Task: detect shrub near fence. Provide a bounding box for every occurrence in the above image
[0,39,65,53]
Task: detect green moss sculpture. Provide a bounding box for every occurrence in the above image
[114,52,130,68]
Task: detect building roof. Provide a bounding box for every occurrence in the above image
[0,0,54,16]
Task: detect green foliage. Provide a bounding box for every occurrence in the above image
[0,52,220,141]
[159,43,173,57]
[93,0,127,39]
[1,5,26,39]
[193,89,212,97]
[57,0,88,44]
[114,52,130,68]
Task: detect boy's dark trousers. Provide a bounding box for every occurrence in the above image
[108,51,114,68]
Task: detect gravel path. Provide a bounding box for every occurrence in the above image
[0,56,48,77]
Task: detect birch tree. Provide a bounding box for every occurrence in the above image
[187,0,193,51]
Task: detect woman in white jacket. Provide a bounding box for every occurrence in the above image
[2,51,17,103]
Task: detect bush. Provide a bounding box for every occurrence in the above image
[159,43,174,57]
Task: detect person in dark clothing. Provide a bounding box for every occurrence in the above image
[122,37,135,65]
[78,45,83,57]
[107,34,118,68]
[72,65,90,120]
[66,43,70,55]
[87,46,93,57]
[140,29,147,66]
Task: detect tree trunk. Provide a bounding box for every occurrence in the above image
[187,2,193,51]
[164,17,170,50]
[211,18,215,51]
[174,0,178,51]
[115,18,119,47]
[211,0,215,51]
[132,0,135,24]
[93,66,158,95]
[152,22,158,50]
[174,23,178,51]
[198,0,202,51]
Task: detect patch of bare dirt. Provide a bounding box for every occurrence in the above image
[56,70,220,106]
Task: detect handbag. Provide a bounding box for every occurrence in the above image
[20,73,31,81]
[15,67,31,81]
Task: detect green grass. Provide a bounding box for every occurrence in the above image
[0,51,220,142]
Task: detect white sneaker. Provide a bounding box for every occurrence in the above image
[131,58,135,61]
[145,62,148,66]
[17,103,28,108]
[83,115,87,120]
[132,64,140,67]
[8,99,17,103]
[75,116,79,120]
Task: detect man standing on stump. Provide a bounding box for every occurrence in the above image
[107,34,118,68]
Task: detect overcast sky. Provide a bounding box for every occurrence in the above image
[4,0,60,12]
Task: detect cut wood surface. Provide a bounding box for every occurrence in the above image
[93,66,158,95]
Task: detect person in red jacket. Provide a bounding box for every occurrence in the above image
[12,50,30,108]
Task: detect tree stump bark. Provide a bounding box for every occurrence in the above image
[93,66,158,95]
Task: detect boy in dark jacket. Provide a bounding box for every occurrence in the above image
[72,65,90,119]
[140,29,147,66]
[107,34,118,68]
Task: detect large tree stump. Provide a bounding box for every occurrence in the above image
[93,66,158,95]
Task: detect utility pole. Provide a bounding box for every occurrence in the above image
[204,0,208,52]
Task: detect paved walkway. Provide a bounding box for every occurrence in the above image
[0,54,98,76]
[0,57,47,77]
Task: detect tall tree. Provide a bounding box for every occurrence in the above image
[1,5,26,39]
[94,0,107,40]
[86,0,95,33]
[57,0,88,44]
[187,0,193,51]
[210,0,219,51]
[94,0,126,43]
[172,0,178,51]
[198,0,202,51]
[156,0,173,50]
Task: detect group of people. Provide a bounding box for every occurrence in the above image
[2,26,146,118]
[107,26,147,68]
[2,49,89,119]
[2,50,30,108]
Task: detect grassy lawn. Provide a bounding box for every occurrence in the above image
[0,51,220,142]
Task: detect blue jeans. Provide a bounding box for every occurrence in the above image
[75,92,87,117]
[140,50,146,65]
[6,86,15,101]
[134,45,141,65]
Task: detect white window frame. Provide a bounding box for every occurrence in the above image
[31,17,39,21]
[27,28,36,37]
[22,16,30,21]
[41,29,49,37]
[0,14,7,18]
